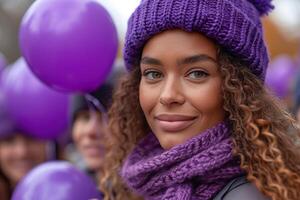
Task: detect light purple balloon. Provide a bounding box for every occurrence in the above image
[12,161,100,200]
[19,0,118,93]
[265,55,298,98]
[2,58,70,139]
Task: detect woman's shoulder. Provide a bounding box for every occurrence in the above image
[213,176,270,200]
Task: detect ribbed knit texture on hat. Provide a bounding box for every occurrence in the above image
[121,122,244,199]
[124,0,274,80]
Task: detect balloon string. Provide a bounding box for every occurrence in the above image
[84,94,108,124]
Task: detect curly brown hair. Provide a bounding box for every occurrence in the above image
[99,48,300,200]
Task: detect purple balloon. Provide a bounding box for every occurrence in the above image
[12,161,100,200]
[265,55,298,98]
[19,0,118,93]
[2,58,69,139]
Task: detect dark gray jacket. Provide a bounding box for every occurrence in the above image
[213,176,270,200]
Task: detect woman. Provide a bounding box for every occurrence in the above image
[70,68,124,184]
[100,0,300,199]
[0,91,48,199]
[0,132,48,199]
[70,83,113,181]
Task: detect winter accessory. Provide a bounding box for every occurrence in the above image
[70,67,124,123]
[124,0,274,80]
[121,122,244,200]
[70,83,113,121]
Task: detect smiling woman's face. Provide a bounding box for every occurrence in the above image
[139,30,225,149]
[72,110,105,171]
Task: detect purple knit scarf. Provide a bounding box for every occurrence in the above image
[121,122,244,200]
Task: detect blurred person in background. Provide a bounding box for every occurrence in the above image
[0,132,48,199]
[67,67,124,186]
[69,84,112,180]
[0,102,48,200]
[0,83,55,199]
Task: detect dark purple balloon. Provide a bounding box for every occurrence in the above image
[2,58,69,139]
[265,55,299,98]
[12,161,100,200]
[19,0,118,92]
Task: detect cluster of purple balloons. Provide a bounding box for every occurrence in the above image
[1,0,118,140]
[2,0,118,199]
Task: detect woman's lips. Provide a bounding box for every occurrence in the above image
[155,114,197,132]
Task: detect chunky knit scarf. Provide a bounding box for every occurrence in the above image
[121,122,244,200]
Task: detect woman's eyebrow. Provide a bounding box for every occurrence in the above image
[140,57,162,65]
[177,54,217,66]
[140,54,217,66]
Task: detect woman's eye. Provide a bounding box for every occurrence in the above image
[187,70,208,79]
[143,70,163,80]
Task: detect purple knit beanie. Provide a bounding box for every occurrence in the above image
[124,0,274,80]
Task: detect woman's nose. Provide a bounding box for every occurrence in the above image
[159,76,185,106]
[84,114,103,139]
